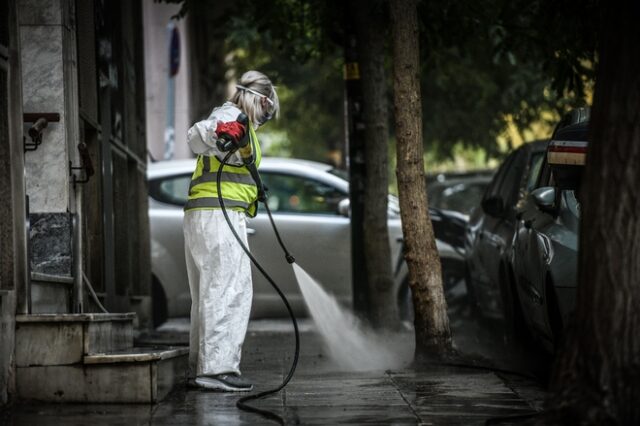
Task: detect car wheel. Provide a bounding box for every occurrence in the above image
[152,275,168,328]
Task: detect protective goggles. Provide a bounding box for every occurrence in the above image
[236,84,275,107]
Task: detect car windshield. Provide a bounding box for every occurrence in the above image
[428,180,490,215]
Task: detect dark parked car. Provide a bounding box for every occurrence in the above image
[465,141,547,319]
[510,111,589,352]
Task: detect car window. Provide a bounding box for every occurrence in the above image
[536,157,555,188]
[512,150,545,212]
[526,152,544,192]
[149,174,191,206]
[261,172,346,214]
[563,190,581,216]
[497,150,526,207]
[484,152,515,201]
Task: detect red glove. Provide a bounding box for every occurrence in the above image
[215,121,246,144]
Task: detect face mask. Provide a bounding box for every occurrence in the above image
[257,110,273,126]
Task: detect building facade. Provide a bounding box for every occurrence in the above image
[1,0,152,406]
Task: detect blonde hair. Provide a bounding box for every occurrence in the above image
[230,70,280,126]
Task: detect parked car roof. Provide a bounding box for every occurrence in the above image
[148,157,336,179]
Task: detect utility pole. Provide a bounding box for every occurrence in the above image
[164,20,180,160]
[343,24,368,316]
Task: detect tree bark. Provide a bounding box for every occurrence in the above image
[546,4,640,424]
[353,0,397,328]
[389,0,452,359]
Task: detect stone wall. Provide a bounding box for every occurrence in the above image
[19,0,78,296]
[14,0,151,321]
[19,0,74,214]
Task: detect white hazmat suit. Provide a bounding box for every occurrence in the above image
[184,209,251,376]
[184,102,254,378]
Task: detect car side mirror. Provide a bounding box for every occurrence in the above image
[481,196,504,217]
[531,186,556,213]
[338,198,350,217]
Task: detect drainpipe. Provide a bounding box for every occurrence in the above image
[8,0,29,314]
[72,196,83,313]
[21,196,31,314]
[70,142,93,313]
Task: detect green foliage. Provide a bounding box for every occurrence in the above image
[416,0,596,161]
[225,14,345,162]
[159,0,599,168]
[486,0,599,97]
[231,0,344,62]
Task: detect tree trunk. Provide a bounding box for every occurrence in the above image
[546,4,640,424]
[353,0,397,328]
[187,0,234,120]
[389,0,452,359]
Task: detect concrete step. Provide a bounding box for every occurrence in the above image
[15,313,135,367]
[29,272,73,314]
[16,346,188,403]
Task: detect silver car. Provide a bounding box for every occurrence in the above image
[148,158,463,325]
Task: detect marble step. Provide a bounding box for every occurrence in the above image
[30,272,73,314]
[15,313,136,367]
[16,346,188,403]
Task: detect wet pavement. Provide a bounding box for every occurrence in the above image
[2,310,548,426]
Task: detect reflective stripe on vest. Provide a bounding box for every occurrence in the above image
[185,120,261,213]
[184,197,250,210]
[188,171,256,192]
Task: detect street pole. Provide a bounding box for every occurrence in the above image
[164,20,180,161]
[343,26,369,316]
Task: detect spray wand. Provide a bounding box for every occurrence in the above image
[216,115,298,425]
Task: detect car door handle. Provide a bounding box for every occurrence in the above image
[247,228,256,235]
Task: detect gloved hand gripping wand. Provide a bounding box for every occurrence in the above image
[216,116,299,425]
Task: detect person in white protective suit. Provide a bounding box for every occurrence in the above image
[184,70,279,391]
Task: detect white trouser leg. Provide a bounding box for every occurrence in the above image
[184,209,252,376]
[184,233,200,378]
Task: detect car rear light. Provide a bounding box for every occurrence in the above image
[547,139,588,166]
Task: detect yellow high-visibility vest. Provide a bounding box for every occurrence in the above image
[184,122,262,216]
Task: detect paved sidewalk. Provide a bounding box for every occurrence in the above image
[2,319,545,425]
